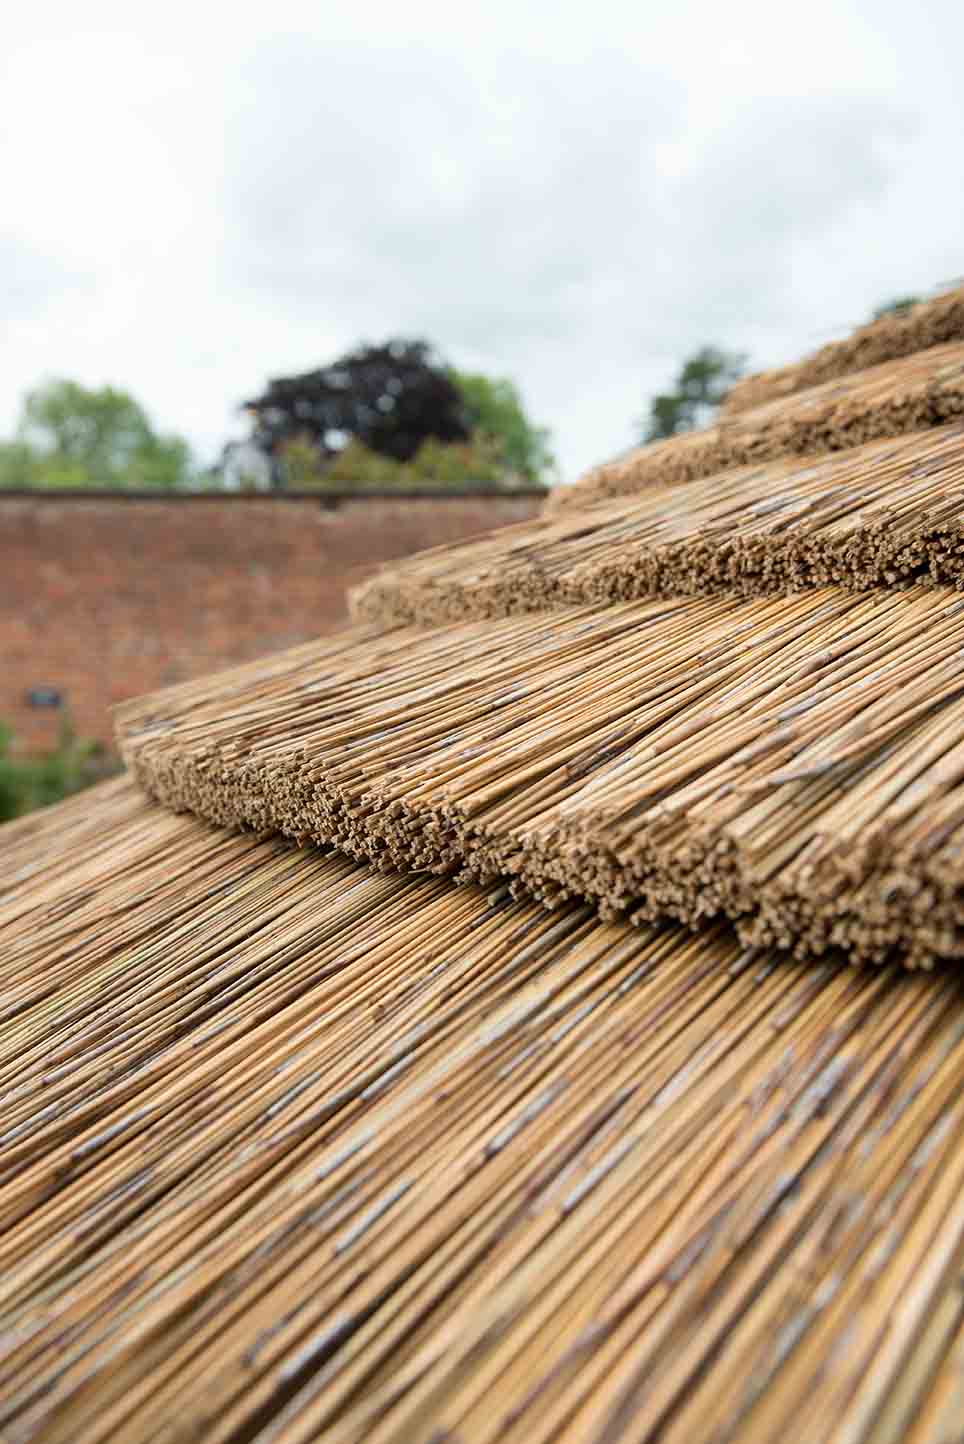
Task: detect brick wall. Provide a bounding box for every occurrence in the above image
[1,491,542,754]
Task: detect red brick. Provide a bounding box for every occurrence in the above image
[1,492,541,753]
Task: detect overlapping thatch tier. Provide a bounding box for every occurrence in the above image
[351,424,964,626]
[6,776,964,1443]
[552,341,964,513]
[119,588,964,968]
[723,284,964,416]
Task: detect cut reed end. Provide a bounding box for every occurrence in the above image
[118,586,964,970]
[349,424,964,629]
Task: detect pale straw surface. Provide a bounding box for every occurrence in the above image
[723,285,964,416]
[118,586,964,968]
[351,424,964,627]
[4,779,964,1441]
[553,342,964,512]
[12,274,964,1444]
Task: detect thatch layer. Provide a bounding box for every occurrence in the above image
[6,778,964,1441]
[722,285,964,416]
[552,341,964,512]
[351,424,964,627]
[0,772,142,887]
[119,588,964,967]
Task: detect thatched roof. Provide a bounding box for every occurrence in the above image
[553,340,964,511]
[722,283,964,415]
[9,312,964,1438]
[351,423,964,626]
[118,584,964,970]
[5,776,964,1441]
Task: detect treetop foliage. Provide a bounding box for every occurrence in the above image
[0,379,193,489]
[641,346,747,442]
[450,370,554,484]
[247,339,470,466]
[280,432,525,490]
[251,339,554,488]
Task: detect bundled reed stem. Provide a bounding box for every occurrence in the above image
[351,424,964,627]
[553,342,964,512]
[118,587,964,968]
[722,285,964,416]
[5,779,964,1441]
[12,279,964,1444]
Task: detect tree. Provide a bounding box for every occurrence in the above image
[247,339,471,472]
[247,339,553,489]
[872,296,922,320]
[0,380,193,489]
[641,346,747,442]
[449,371,554,484]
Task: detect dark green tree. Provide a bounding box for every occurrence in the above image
[641,346,747,442]
[247,340,554,489]
[0,380,193,489]
[247,340,470,471]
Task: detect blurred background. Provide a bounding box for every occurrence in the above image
[2,0,961,815]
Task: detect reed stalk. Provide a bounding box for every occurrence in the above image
[117,586,964,968]
[352,423,964,627]
[4,779,964,1440]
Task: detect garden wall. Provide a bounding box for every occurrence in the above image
[0,490,541,752]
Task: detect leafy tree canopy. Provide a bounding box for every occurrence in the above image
[0,380,193,489]
[641,346,747,442]
[248,340,553,488]
[448,371,554,484]
[247,339,470,467]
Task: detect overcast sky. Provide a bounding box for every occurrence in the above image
[2,0,961,481]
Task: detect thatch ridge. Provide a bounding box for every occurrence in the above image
[118,588,964,968]
[350,424,964,626]
[722,284,964,415]
[6,778,964,1439]
[552,341,964,512]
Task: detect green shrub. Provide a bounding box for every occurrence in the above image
[282,432,531,490]
[0,717,104,822]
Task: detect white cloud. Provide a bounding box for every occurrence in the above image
[1,0,961,479]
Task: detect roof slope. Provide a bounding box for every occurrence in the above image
[553,341,964,511]
[351,424,964,626]
[722,284,964,416]
[11,300,964,1441]
[5,778,964,1442]
[119,586,964,968]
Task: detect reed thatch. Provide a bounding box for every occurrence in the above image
[351,423,964,626]
[13,293,964,1442]
[552,341,964,513]
[722,284,964,416]
[5,776,964,1442]
[117,586,964,968]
